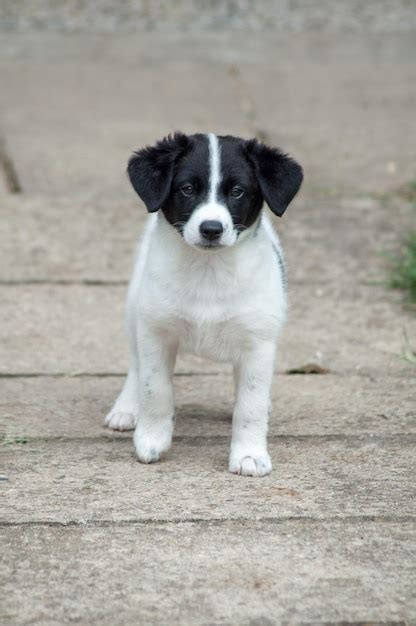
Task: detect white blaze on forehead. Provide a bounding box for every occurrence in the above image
[208,133,221,203]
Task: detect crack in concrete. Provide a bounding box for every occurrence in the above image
[0,134,22,193]
[0,279,129,286]
[1,515,415,528]
[0,371,221,378]
[0,278,335,286]
[1,434,414,445]
[0,371,410,380]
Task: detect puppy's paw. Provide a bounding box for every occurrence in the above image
[229,451,272,477]
[104,410,137,431]
[134,426,172,464]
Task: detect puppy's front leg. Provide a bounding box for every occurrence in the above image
[134,326,177,464]
[229,342,275,477]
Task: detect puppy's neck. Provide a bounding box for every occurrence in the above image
[155,211,262,266]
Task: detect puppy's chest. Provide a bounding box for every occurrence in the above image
[164,284,280,361]
[141,237,284,361]
[171,289,251,358]
[175,317,251,361]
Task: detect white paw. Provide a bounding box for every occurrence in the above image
[134,425,172,464]
[104,410,137,431]
[229,451,272,477]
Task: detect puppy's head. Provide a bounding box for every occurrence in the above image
[128,132,303,249]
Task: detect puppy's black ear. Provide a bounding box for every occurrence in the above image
[245,139,303,217]
[128,132,190,212]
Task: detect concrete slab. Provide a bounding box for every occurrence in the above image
[1,520,415,625]
[0,284,414,376]
[279,195,416,286]
[0,56,248,196]
[1,375,414,440]
[0,193,144,282]
[1,436,414,523]
[0,283,227,375]
[240,54,416,195]
[1,193,413,285]
[1,32,415,196]
[2,31,415,67]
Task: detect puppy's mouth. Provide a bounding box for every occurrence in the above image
[195,240,225,250]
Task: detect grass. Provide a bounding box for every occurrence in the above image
[385,180,416,310]
[388,231,416,308]
[1,436,28,446]
[383,180,416,365]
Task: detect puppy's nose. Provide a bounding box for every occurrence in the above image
[199,220,223,241]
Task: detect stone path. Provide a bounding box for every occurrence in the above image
[0,31,415,625]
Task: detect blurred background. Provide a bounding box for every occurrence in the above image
[1,3,416,624]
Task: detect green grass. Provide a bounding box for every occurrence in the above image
[384,180,416,309]
[385,181,416,365]
[389,231,416,307]
[2,436,28,446]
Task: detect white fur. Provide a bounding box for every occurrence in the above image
[208,132,221,203]
[105,136,287,477]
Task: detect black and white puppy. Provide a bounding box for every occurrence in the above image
[105,132,303,476]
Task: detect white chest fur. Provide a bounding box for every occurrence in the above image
[129,212,286,362]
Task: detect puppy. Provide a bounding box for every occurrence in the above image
[105,132,303,476]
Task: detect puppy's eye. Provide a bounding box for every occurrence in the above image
[230,187,244,199]
[181,184,194,197]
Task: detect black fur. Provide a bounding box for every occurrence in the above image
[162,133,211,230]
[217,135,264,232]
[244,139,304,217]
[128,133,303,231]
[127,132,191,213]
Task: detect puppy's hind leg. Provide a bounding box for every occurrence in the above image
[104,366,140,431]
[104,290,141,431]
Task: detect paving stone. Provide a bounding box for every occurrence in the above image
[0,375,414,440]
[0,193,145,282]
[1,520,415,625]
[1,436,415,523]
[1,33,415,197]
[0,56,248,196]
[1,193,413,286]
[1,283,414,376]
[234,34,416,195]
[0,283,225,375]
[279,195,416,286]
[2,31,415,67]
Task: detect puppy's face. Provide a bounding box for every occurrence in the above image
[128,133,303,249]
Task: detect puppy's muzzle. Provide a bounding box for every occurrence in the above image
[199,220,223,244]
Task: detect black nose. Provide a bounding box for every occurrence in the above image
[199,220,223,241]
